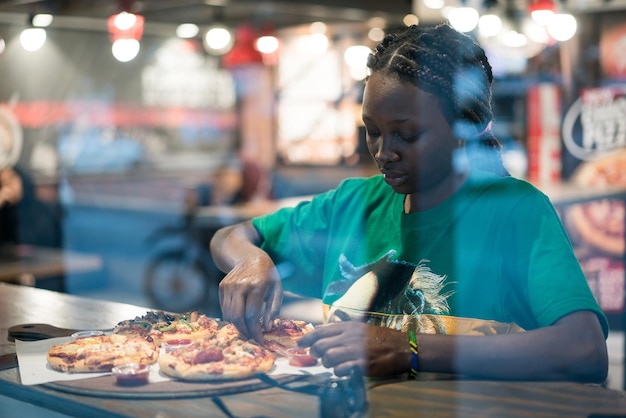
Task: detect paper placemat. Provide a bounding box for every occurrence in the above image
[15,338,334,386]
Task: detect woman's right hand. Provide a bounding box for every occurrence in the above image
[218,253,283,343]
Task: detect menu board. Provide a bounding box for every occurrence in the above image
[560,85,626,318]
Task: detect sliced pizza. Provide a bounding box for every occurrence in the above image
[46,333,159,373]
[113,310,219,346]
[158,337,276,381]
[263,318,314,347]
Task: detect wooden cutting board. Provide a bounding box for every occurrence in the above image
[44,374,310,399]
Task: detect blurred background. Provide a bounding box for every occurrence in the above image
[0,0,625,390]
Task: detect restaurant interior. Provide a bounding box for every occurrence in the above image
[1,0,626,415]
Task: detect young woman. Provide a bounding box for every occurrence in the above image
[210,24,608,383]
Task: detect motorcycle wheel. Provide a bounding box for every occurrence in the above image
[143,250,217,315]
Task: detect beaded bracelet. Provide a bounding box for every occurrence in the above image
[408,330,418,379]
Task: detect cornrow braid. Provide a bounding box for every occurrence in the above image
[367,24,508,176]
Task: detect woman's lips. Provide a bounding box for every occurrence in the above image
[383,172,409,187]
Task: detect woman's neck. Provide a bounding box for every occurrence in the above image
[404,170,469,213]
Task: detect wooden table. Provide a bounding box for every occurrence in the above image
[0,245,102,290]
[1,283,626,418]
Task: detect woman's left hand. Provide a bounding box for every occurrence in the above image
[296,321,411,377]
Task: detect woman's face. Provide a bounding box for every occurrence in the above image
[362,71,460,195]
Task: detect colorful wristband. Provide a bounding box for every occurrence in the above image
[408,330,418,379]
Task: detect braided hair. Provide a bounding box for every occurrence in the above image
[367,24,509,176]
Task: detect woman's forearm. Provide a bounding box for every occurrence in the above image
[416,311,607,382]
[210,221,265,273]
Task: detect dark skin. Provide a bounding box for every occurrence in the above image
[211,71,609,382]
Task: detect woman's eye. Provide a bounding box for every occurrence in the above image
[366,130,381,138]
[398,133,421,143]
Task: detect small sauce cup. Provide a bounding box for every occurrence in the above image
[286,348,318,367]
[111,363,150,386]
[162,338,193,353]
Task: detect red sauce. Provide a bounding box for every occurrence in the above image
[112,364,150,386]
[287,349,318,367]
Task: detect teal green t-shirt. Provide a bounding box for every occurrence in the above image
[252,170,608,337]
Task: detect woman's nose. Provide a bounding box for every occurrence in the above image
[374,138,398,162]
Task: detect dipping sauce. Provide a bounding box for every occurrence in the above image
[162,339,193,353]
[111,363,150,386]
[71,330,105,339]
[286,348,318,367]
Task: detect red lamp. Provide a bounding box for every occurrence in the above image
[222,25,264,69]
[107,11,144,42]
[529,0,556,25]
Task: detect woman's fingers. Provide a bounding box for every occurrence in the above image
[218,266,282,342]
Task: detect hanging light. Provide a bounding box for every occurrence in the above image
[529,0,556,26]
[20,28,46,51]
[255,35,279,55]
[479,14,503,38]
[254,24,279,57]
[20,13,50,52]
[447,7,480,33]
[32,13,53,27]
[222,25,263,68]
[546,13,577,41]
[176,23,200,39]
[308,22,329,54]
[204,25,234,55]
[108,10,144,62]
[344,45,372,80]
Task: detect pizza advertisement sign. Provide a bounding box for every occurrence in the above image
[560,85,626,316]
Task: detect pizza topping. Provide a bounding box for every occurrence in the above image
[194,348,224,364]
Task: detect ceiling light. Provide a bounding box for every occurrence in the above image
[222,25,263,68]
[107,10,144,62]
[447,7,479,33]
[32,14,53,27]
[479,14,502,37]
[112,38,140,62]
[423,0,445,10]
[547,13,577,41]
[20,28,46,52]
[502,30,528,48]
[176,23,200,39]
[403,14,419,27]
[204,26,234,55]
[368,27,385,42]
[529,0,556,26]
[256,35,279,54]
[344,45,371,80]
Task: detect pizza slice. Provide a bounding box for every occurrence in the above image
[47,333,159,373]
[157,334,276,381]
[263,318,314,347]
[113,310,220,346]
